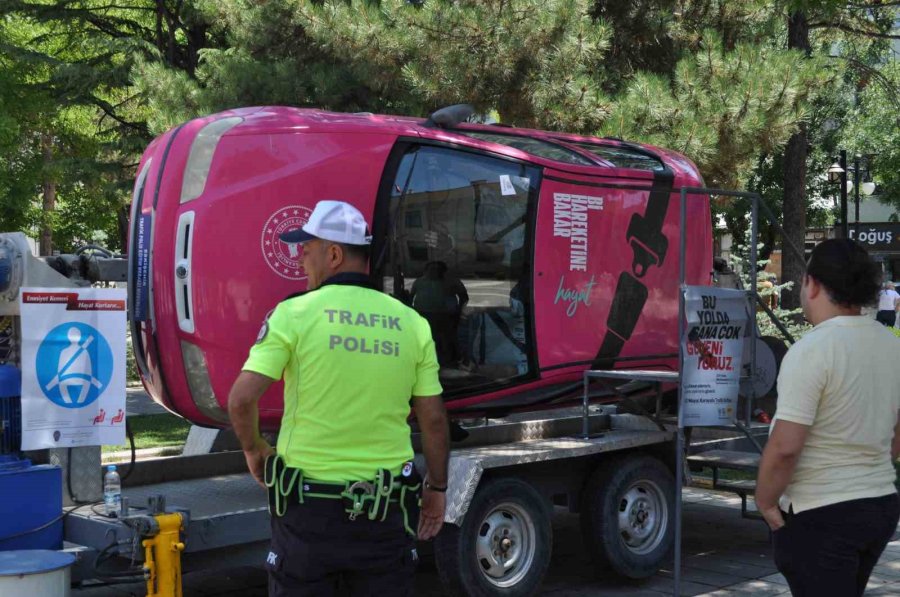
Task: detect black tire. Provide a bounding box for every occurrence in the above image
[434,477,552,597]
[580,454,675,580]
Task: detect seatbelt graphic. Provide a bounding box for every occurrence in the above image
[592,169,675,370]
[46,334,101,390]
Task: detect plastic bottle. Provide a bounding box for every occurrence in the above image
[103,464,122,517]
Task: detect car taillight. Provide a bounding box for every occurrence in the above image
[180,340,229,424]
[180,116,243,203]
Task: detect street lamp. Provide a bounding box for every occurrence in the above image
[852,154,876,235]
[827,162,845,183]
[825,151,873,238]
[827,151,849,238]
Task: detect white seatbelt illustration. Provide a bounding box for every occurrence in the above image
[46,327,102,404]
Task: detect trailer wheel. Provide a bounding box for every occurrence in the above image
[580,454,674,579]
[434,478,551,597]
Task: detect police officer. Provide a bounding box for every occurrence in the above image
[228,200,450,596]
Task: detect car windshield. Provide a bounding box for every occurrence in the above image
[456,130,595,166]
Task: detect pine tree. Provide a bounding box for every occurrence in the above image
[0,0,222,251]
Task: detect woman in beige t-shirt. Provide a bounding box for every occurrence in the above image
[756,239,900,597]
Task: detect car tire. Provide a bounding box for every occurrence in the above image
[580,454,675,579]
[434,477,552,597]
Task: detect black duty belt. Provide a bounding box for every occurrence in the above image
[263,454,422,536]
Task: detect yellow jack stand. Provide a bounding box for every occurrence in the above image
[142,512,185,597]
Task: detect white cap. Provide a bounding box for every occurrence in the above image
[279,200,372,246]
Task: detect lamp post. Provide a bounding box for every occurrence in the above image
[827,152,848,238]
[852,154,876,236]
[826,150,876,239]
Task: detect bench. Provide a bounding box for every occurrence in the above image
[687,450,762,520]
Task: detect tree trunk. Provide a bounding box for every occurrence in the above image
[780,11,811,309]
[117,204,130,251]
[40,133,56,257]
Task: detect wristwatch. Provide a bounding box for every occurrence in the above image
[424,480,447,493]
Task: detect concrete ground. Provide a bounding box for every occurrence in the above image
[125,386,168,416]
[71,486,900,596]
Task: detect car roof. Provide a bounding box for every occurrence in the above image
[199,106,701,180]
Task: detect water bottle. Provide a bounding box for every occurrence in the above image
[103,464,122,517]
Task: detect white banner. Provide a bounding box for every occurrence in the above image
[679,286,748,427]
[19,287,127,449]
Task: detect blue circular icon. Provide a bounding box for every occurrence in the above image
[35,322,112,409]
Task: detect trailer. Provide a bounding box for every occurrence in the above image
[60,404,679,597]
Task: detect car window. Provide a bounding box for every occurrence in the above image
[381,145,539,395]
[561,141,665,171]
[455,130,595,166]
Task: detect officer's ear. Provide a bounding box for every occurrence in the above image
[327,242,345,268]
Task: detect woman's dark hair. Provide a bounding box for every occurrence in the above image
[805,239,881,307]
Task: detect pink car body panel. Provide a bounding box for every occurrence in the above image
[128,107,712,428]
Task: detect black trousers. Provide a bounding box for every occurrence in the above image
[876,310,896,327]
[266,497,417,597]
[773,493,900,597]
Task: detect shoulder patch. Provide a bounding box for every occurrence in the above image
[255,308,276,344]
[255,320,269,344]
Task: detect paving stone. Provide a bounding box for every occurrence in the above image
[720,579,791,595]
[655,566,744,588]
[682,558,776,580]
[874,560,900,579]
[864,583,900,597]
[759,573,788,586]
[641,576,718,596]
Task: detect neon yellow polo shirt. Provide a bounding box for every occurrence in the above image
[242,274,443,482]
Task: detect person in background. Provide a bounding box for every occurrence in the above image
[875,281,900,327]
[755,239,900,597]
[410,261,469,366]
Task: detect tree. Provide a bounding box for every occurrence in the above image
[780,8,813,308]
[0,0,224,251]
[777,0,898,307]
[600,35,827,190]
[842,60,900,208]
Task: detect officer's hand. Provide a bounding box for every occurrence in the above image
[418,487,446,540]
[244,438,274,489]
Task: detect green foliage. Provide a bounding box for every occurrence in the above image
[0,0,222,252]
[295,0,611,130]
[103,414,192,452]
[842,60,900,209]
[1,0,897,265]
[728,240,813,341]
[602,35,830,190]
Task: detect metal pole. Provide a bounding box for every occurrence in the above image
[854,154,861,237]
[582,373,590,440]
[674,187,688,597]
[748,196,759,426]
[840,150,849,239]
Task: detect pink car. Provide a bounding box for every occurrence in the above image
[128,106,712,429]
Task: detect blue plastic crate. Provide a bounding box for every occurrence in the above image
[0,460,63,551]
